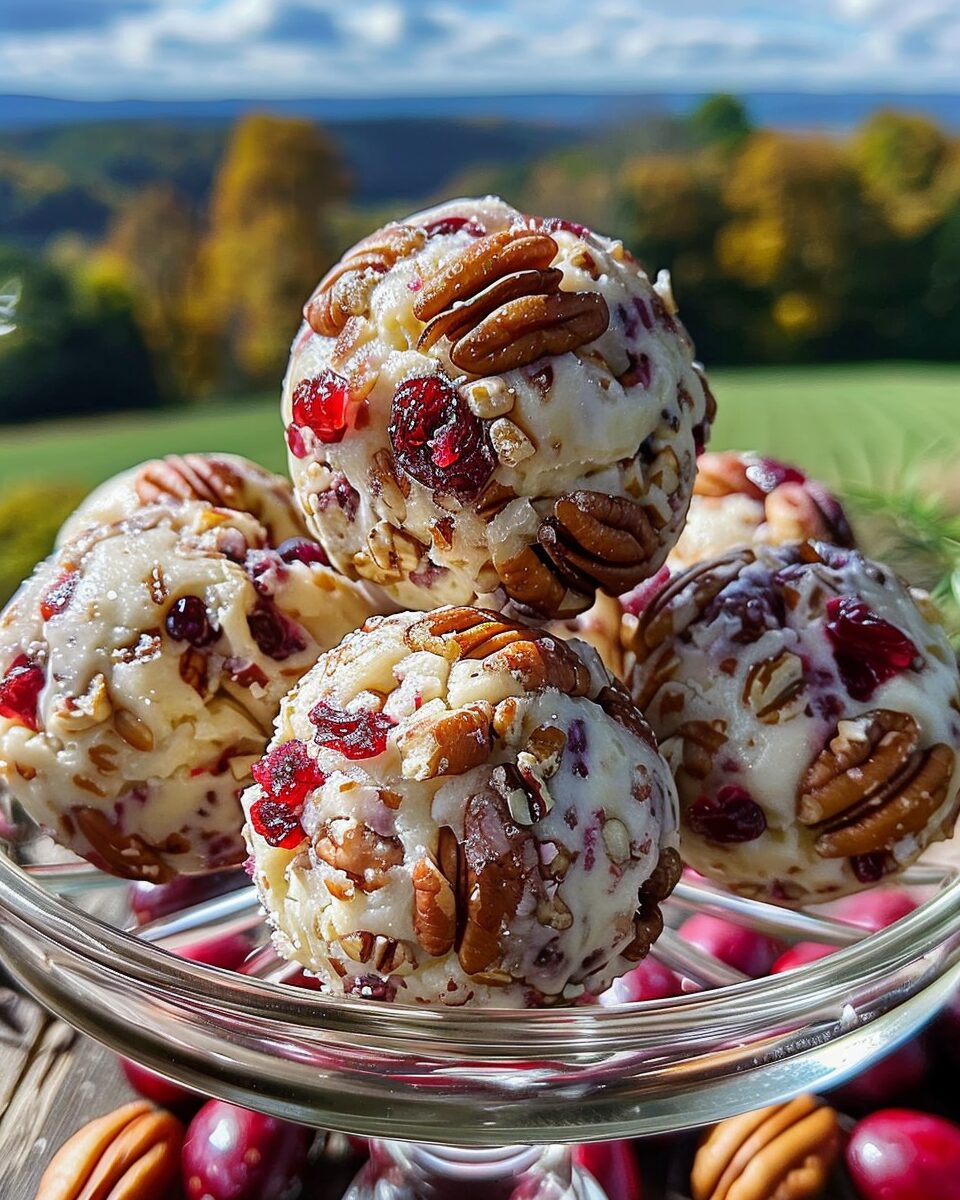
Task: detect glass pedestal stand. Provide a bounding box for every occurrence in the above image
[2,829,960,1200]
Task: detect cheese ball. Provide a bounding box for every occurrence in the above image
[242,606,681,1007]
[628,541,960,904]
[283,195,716,619]
[670,451,854,572]
[0,502,379,880]
[57,452,307,549]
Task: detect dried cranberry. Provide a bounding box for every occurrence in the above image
[249,797,304,849]
[166,595,219,648]
[422,215,485,238]
[277,537,329,567]
[620,566,671,616]
[687,786,767,843]
[824,595,919,701]
[247,598,306,661]
[388,374,495,502]
[0,655,44,730]
[252,740,325,808]
[290,368,351,445]
[707,578,784,643]
[40,570,78,620]
[286,425,308,459]
[535,216,590,237]
[744,455,806,493]
[346,974,397,1001]
[567,718,588,778]
[309,699,395,759]
[182,1101,312,1200]
[318,472,360,520]
[851,851,888,883]
[807,482,855,547]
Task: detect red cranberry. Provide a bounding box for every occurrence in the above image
[825,595,919,701]
[277,537,329,567]
[176,931,253,973]
[572,1141,641,1200]
[852,851,889,883]
[286,425,308,459]
[834,888,917,931]
[599,958,682,1005]
[770,942,836,973]
[536,216,591,237]
[620,567,671,617]
[130,870,248,925]
[686,786,766,844]
[345,974,397,1001]
[834,1039,932,1110]
[121,1057,199,1109]
[182,1101,312,1200]
[678,914,783,977]
[247,598,306,661]
[166,595,220,647]
[249,740,324,849]
[846,1109,960,1200]
[388,374,495,502]
[309,699,395,760]
[744,455,806,493]
[40,570,78,620]
[290,368,351,444]
[422,215,485,237]
[0,655,44,730]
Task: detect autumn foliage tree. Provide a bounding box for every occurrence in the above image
[188,114,349,390]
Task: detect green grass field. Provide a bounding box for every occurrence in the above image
[1,363,958,496]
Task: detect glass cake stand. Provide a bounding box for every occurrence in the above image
[1,813,959,1199]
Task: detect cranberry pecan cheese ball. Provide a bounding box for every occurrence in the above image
[242,606,681,1007]
[670,451,855,573]
[57,452,308,549]
[0,502,379,880]
[628,541,960,904]
[283,195,716,619]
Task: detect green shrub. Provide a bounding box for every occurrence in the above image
[0,479,89,605]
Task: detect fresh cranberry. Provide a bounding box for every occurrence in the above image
[176,931,253,972]
[678,914,783,977]
[834,889,918,931]
[834,1039,932,1111]
[825,595,919,701]
[120,1057,199,1109]
[130,870,248,925]
[846,1109,960,1200]
[0,655,44,730]
[572,1141,641,1200]
[388,374,495,502]
[309,699,395,760]
[40,570,78,620]
[277,537,329,567]
[770,942,836,973]
[166,595,220,647]
[247,598,306,661]
[686,786,766,844]
[422,215,485,237]
[182,1101,312,1200]
[600,958,682,1005]
[744,456,806,493]
[290,368,351,444]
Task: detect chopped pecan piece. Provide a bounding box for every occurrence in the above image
[412,857,457,957]
[314,821,404,891]
[744,651,805,724]
[398,701,493,780]
[498,544,568,616]
[73,808,183,882]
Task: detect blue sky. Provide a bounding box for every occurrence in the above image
[0,0,957,98]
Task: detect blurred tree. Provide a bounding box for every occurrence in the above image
[689,94,753,155]
[0,479,89,605]
[0,243,159,423]
[189,114,349,390]
[851,110,957,235]
[98,184,199,398]
[716,132,894,359]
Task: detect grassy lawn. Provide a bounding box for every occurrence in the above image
[0,363,957,498]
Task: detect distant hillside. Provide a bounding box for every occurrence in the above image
[2,91,959,131]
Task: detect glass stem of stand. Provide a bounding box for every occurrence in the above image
[343,1141,608,1200]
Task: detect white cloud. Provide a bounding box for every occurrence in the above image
[0,0,958,97]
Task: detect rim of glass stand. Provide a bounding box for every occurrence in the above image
[1,848,959,1056]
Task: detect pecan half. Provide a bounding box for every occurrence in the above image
[306,224,426,336]
[404,607,592,696]
[413,857,457,957]
[398,701,493,780]
[538,491,658,598]
[691,1094,840,1200]
[798,709,957,859]
[458,783,542,976]
[417,267,562,353]
[451,291,609,375]
[497,544,568,616]
[631,549,755,664]
[314,821,404,891]
[671,719,728,781]
[134,453,242,509]
[35,1100,183,1200]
